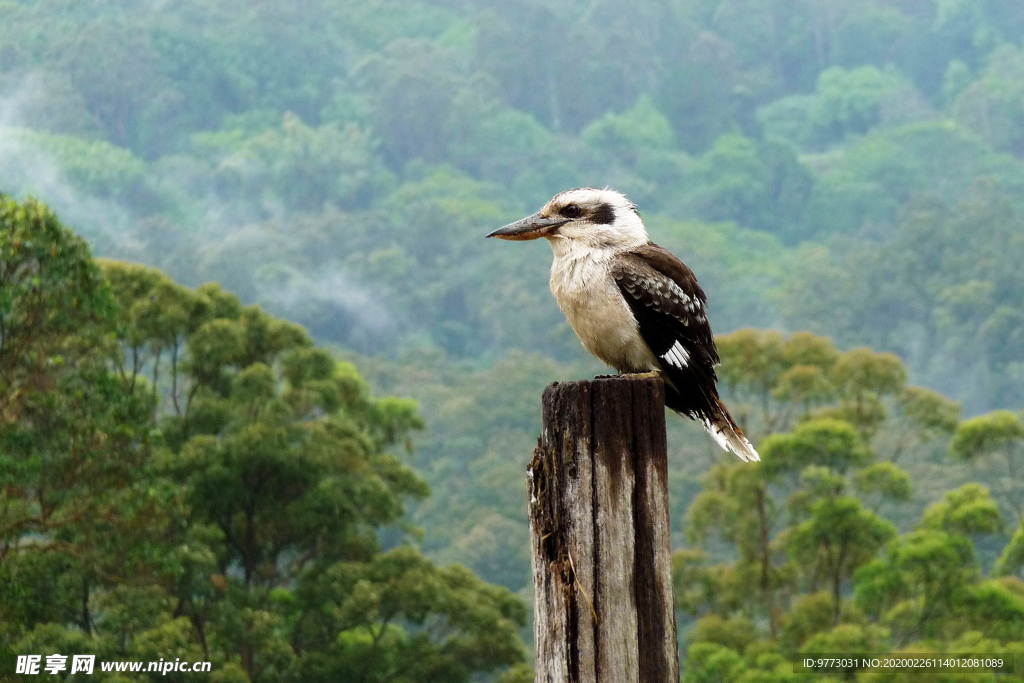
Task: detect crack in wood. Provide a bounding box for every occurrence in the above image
[529,377,679,683]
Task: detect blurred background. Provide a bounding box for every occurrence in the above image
[4,0,1024,681]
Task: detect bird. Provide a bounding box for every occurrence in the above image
[486,187,759,462]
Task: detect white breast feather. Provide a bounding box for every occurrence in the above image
[548,246,658,373]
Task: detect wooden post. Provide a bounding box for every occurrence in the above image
[529,376,679,683]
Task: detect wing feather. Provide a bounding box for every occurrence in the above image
[613,243,759,461]
[612,242,720,415]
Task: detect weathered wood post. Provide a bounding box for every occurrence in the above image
[528,375,679,683]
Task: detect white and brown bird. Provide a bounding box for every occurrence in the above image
[487,187,759,462]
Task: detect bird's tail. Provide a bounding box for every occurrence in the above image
[664,385,760,462]
[701,396,759,462]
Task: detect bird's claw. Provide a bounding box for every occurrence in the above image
[593,371,661,380]
[621,371,662,379]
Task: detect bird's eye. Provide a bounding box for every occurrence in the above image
[561,204,582,219]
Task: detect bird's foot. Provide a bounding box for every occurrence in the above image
[593,371,661,380]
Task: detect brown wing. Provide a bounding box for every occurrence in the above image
[612,242,721,416]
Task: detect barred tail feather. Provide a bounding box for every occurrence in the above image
[664,385,760,461]
[703,396,759,462]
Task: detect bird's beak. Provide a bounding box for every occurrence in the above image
[486,213,569,241]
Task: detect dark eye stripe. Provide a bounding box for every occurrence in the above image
[591,202,615,224]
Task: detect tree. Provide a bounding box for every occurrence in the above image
[294,547,527,683]
[101,260,528,681]
[579,96,686,209]
[670,134,815,238]
[951,410,1024,519]
[356,38,476,167]
[783,184,1024,410]
[188,113,395,214]
[686,462,786,635]
[0,195,184,677]
[679,330,924,653]
[0,195,156,567]
[715,329,916,442]
[759,65,925,149]
[953,44,1024,156]
[854,485,1001,646]
[1,198,528,682]
[784,494,896,620]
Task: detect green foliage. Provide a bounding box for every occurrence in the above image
[920,484,1002,537]
[783,183,1024,409]
[2,129,148,201]
[668,134,814,241]
[0,198,526,682]
[995,526,1024,579]
[779,591,866,653]
[676,329,1024,673]
[4,0,1023,418]
[761,419,871,475]
[760,66,922,148]
[189,113,396,212]
[0,195,154,564]
[787,496,897,598]
[294,546,526,682]
[951,410,1024,518]
[855,529,980,642]
[855,462,912,502]
[582,96,675,158]
[6,0,1024,675]
[953,44,1024,155]
[715,329,919,442]
[952,411,1024,460]
[897,386,961,440]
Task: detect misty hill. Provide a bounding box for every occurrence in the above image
[3,0,1024,602]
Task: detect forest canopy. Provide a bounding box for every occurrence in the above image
[1,0,1023,411]
[4,0,1024,679]
[0,195,528,682]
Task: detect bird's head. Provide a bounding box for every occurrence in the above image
[486,188,648,252]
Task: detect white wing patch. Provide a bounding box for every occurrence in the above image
[661,340,689,369]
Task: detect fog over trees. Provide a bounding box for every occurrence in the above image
[4,1,1024,680]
